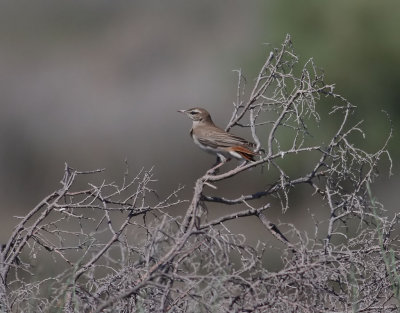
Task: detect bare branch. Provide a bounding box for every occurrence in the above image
[0,35,394,313]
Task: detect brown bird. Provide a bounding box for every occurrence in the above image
[178,107,258,163]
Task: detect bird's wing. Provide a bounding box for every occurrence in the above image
[196,127,255,149]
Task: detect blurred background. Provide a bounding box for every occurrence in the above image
[0,0,398,258]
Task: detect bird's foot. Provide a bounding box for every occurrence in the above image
[207,161,224,175]
[207,155,229,175]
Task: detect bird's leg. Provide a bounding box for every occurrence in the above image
[211,155,222,168]
[207,154,228,175]
[217,154,229,166]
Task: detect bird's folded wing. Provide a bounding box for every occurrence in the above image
[197,128,254,149]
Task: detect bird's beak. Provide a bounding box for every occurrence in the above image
[177,109,186,114]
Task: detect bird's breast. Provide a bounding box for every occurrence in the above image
[192,134,208,150]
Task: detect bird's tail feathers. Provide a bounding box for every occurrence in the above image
[230,146,257,162]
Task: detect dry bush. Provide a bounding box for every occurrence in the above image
[0,35,396,313]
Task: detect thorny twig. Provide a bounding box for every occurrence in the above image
[0,34,394,313]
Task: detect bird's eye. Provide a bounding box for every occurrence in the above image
[190,111,197,115]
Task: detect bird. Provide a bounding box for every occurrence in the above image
[178,107,258,164]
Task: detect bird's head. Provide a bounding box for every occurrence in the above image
[177,107,212,122]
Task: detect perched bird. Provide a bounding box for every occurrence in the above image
[178,107,258,163]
